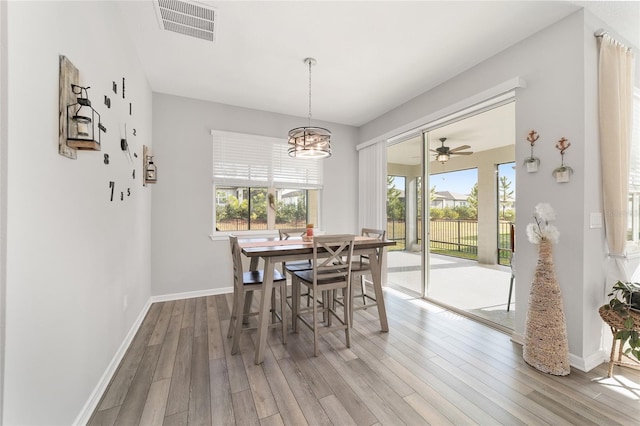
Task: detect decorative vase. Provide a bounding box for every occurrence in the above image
[523,239,571,375]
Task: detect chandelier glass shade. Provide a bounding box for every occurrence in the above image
[288,57,331,158]
[288,126,332,158]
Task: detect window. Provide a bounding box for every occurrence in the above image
[212,130,322,233]
[387,175,406,250]
[628,88,640,242]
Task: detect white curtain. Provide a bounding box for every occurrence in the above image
[598,34,635,282]
[358,141,387,231]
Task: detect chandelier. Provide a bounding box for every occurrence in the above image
[288,58,332,158]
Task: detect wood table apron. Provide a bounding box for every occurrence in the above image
[240,236,393,364]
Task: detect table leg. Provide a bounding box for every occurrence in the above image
[254,257,273,364]
[368,247,389,332]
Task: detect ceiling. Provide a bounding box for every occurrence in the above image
[387,101,516,166]
[118,1,639,128]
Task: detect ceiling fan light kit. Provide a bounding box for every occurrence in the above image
[431,137,473,164]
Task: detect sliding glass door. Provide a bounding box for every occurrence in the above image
[386,137,424,296]
[386,99,516,330]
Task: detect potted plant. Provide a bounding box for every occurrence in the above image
[523,130,540,173]
[600,281,640,362]
[552,137,573,183]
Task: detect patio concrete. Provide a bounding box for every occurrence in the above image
[386,251,515,329]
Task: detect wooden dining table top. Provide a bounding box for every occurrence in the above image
[239,235,396,257]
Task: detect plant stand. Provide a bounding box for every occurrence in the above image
[523,239,571,375]
[599,305,640,377]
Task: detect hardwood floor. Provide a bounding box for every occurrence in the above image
[89,288,640,425]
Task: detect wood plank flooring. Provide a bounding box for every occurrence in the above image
[89,288,640,425]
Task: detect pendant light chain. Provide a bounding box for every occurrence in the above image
[287,57,331,158]
[307,58,313,126]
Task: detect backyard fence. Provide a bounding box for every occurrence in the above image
[387,219,514,264]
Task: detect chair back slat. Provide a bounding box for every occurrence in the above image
[312,235,355,282]
[357,228,386,266]
[362,228,386,240]
[279,228,307,240]
[229,235,244,291]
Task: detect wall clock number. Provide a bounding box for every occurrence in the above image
[104,154,109,165]
[109,181,115,202]
[120,191,124,201]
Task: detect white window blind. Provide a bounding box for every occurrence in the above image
[212,130,323,189]
[630,89,640,192]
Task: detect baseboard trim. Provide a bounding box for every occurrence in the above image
[570,350,608,373]
[73,299,153,426]
[510,332,524,345]
[150,286,233,303]
[74,287,234,424]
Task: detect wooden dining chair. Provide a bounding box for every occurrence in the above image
[337,228,386,325]
[278,227,313,274]
[227,235,288,355]
[291,234,355,356]
[278,227,313,306]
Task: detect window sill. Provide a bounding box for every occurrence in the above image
[210,230,279,241]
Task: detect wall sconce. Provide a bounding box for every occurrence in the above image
[66,84,101,150]
[143,145,157,186]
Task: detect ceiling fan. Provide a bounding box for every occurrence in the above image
[431,137,473,163]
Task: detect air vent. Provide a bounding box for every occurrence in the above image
[153,0,216,42]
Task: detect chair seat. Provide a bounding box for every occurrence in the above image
[284,260,313,272]
[243,269,286,285]
[350,262,372,273]
[293,269,346,285]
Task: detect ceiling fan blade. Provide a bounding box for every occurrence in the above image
[449,145,471,153]
[429,149,438,153]
[451,151,473,155]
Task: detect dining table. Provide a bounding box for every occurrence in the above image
[239,235,396,364]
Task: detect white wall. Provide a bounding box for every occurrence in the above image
[0,0,7,421]
[1,4,635,423]
[4,2,152,424]
[151,94,359,297]
[359,10,609,369]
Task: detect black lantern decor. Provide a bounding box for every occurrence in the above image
[67,84,101,150]
[145,155,157,184]
[143,145,157,186]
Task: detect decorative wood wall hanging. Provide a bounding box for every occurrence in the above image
[60,55,143,201]
[143,145,157,186]
[59,55,103,156]
[58,55,78,159]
